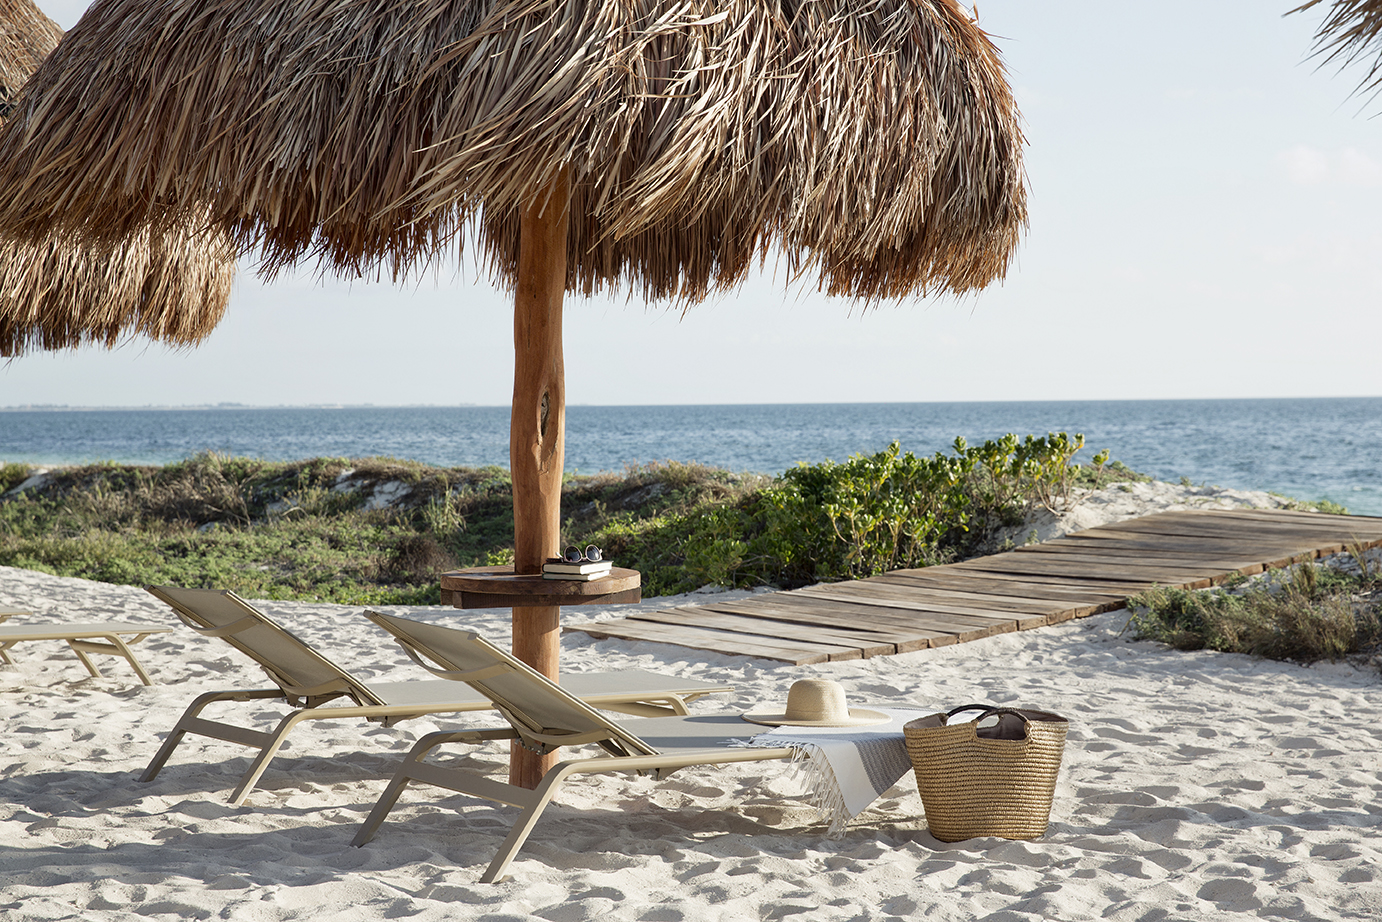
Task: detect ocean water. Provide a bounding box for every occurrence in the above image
[1,398,1379,515]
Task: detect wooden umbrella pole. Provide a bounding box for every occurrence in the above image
[508,167,571,789]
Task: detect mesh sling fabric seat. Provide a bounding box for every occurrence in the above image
[143,586,732,805]
[353,611,798,883]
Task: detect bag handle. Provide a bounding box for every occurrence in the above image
[945,703,1030,725]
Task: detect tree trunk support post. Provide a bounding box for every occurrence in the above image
[509,169,571,789]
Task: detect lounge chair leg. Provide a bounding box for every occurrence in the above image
[352,730,483,847]
[481,762,580,883]
[351,772,413,847]
[63,634,158,685]
[104,634,156,685]
[0,642,16,665]
[140,689,282,783]
[65,639,104,678]
[227,710,315,806]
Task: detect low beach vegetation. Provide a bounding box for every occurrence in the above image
[1126,550,1382,665]
[0,434,1133,604]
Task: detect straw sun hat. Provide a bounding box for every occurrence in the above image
[742,679,889,727]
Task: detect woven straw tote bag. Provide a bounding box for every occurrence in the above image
[904,704,1068,842]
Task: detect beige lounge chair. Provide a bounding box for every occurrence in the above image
[144,586,733,806]
[353,611,797,883]
[0,614,172,685]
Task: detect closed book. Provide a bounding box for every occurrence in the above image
[542,559,612,575]
[542,571,611,581]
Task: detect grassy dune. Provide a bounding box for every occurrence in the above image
[0,435,1124,604]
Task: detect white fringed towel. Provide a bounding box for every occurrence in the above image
[742,708,920,834]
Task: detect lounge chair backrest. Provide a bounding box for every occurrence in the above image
[365,611,659,757]
[147,586,384,707]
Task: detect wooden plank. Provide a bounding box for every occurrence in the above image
[675,603,949,651]
[1049,532,1319,553]
[871,571,1130,605]
[1013,542,1262,564]
[704,598,1023,644]
[808,579,1124,620]
[1046,535,1334,570]
[1190,515,1382,544]
[1182,509,1382,532]
[778,586,1055,629]
[778,589,1053,629]
[566,620,847,665]
[945,565,1180,589]
[795,580,1071,614]
[1018,540,1321,574]
[626,609,899,658]
[1006,547,1271,577]
[1090,530,1350,558]
[668,596,967,635]
[949,555,1221,586]
[1080,516,1357,544]
[958,549,1226,574]
[690,597,1016,644]
[711,593,1026,630]
[876,570,1147,601]
[807,579,1073,611]
[796,584,1098,622]
[1020,539,1275,559]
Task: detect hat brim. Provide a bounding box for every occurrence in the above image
[741,707,891,728]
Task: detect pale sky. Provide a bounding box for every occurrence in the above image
[4,0,1380,408]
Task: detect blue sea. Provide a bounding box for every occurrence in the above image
[1,398,1379,515]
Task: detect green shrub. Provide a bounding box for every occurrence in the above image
[591,434,1106,594]
[1127,557,1382,664]
[0,462,32,494]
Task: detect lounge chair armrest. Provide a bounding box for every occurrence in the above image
[396,641,513,683]
[169,608,261,639]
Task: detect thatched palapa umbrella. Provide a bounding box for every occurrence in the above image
[0,0,235,357]
[0,0,1026,786]
[1293,0,1382,100]
[0,0,59,115]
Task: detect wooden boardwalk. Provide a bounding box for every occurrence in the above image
[567,509,1382,665]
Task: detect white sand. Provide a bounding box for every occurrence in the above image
[1,483,1379,921]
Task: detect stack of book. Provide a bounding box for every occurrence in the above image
[542,557,613,581]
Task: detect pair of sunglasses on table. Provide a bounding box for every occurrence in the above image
[562,545,603,563]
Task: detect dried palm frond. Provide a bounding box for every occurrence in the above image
[0,0,236,357]
[0,221,236,356]
[1293,0,1382,101]
[0,0,1026,303]
[0,0,59,115]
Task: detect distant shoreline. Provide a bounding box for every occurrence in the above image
[4,400,1378,516]
[0,403,484,412]
[4,395,1382,412]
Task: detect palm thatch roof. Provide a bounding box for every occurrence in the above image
[1294,0,1382,100]
[0,0,1026,303]
[0,0,59,116]
[0,218,236,356]
[0,0,235,357]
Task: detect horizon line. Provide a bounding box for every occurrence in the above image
[3,395,1382,412]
